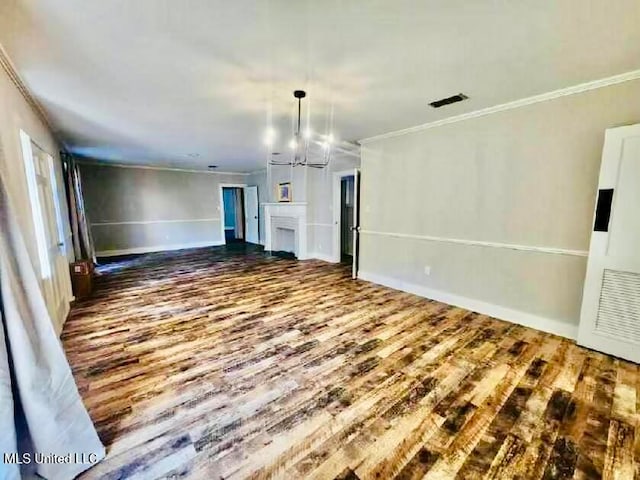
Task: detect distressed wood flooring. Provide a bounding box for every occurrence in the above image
[62,245,639,479]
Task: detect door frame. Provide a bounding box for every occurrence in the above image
[243,185,260,245]
[332,170,356,263]
[20,129,72,332]
[219,183,247,245]
[352,168,361,279]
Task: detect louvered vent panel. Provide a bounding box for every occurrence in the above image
[595,269,640,344]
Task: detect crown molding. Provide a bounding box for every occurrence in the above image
[0,42,60,142]
[75,158,249,175]
[360,69,640,144]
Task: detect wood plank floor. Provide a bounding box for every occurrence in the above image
[62,245,639,479]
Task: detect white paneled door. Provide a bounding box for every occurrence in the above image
[20,131,71,333]
[577,124,640,363]
[244,185,259,244]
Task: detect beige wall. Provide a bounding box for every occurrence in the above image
[359,79,640,337]
[246,166,303,247]
[247,164,310,246]
[83,158,359,256]
[249,155,360,255]
[0,55,72,331]
[80,163,246,255]
[307,156,360,259]
[269,165,308,203]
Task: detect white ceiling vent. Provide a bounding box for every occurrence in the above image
[428,93,468,108]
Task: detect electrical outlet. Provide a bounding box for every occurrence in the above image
[424,265,431,276]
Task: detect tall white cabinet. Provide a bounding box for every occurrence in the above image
[578,124,640,363]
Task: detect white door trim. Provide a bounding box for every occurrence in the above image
[219,183,247,245]
[243,185,259,244]
[20,130,70,332]
[352,168,361,279]
[332,169,356,263]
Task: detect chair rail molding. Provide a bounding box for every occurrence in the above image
[91,218,221,227]
[360,229,588,257]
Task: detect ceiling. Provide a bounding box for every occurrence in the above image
[1,0,639,172]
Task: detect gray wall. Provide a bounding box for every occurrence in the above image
[307,156,360,259]
[81,163,245,255]
[247,164,310,246]
[359,79,640,337]
[246,166,304,246]
[269,164,308,203]
[248,155,360,254]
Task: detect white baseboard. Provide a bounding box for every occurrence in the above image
[309,252,339,263]
[96,241,225,257]
[358,270,578,340]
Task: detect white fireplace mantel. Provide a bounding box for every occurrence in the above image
[263,202,308,260]
[261,202,308,206]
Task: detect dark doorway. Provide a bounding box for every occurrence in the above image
[222,187,245,243]
[340,175,355,263]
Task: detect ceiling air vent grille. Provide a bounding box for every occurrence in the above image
[595,269,640,344]
[429,93,468,108]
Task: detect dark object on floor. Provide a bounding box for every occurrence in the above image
[69,260,93,299]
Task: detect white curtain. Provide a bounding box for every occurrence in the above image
[1,143,104,478]
[0,309,18,479]
[62,152,95,263]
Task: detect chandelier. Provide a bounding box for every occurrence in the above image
[265,90,333,169]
